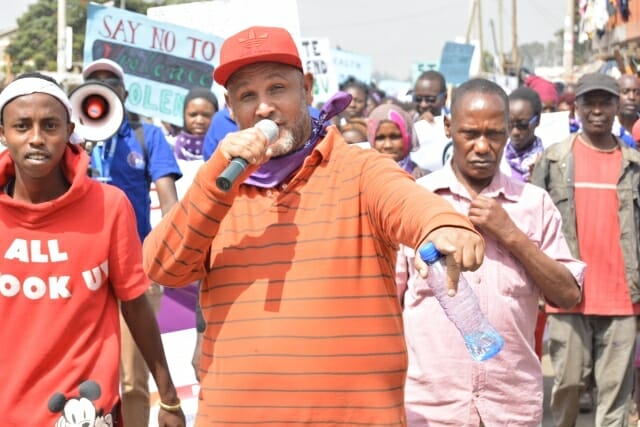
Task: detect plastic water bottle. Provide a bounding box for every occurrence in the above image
[419,242,504,361]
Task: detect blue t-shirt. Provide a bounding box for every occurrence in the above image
[91,116,182,241]
[203,107,237,161]
[618,126,637,148]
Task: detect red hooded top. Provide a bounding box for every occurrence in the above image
[0,144,148,425]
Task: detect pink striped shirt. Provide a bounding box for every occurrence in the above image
[397,164,585,426]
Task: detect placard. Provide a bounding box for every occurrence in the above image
[332,48,372,86]
[299,37,339,104]
[438,41,475,86]
[84,3,223,126]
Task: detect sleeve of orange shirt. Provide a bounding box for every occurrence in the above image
[142,146,239,287]
[142,139,479,288]
[360,155,478,251]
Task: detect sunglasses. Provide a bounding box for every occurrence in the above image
[413,92,446,104]
[510,114,538,131]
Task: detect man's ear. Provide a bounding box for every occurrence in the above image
[67,122,75,141]
[443,114,452,138]
[224,93,235,121]
[303,72,314,106]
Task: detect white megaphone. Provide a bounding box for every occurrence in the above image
[69,82,125,142]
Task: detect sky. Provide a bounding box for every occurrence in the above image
[2,0,569,80]
[297,0,568,80]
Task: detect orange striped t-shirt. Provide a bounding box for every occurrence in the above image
[143,126,476,426]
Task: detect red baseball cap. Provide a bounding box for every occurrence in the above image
[213,26,303,87]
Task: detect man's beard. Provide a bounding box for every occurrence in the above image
[269,105,310,159]
[272,128,295,157]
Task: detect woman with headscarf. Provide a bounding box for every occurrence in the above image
[174,87,219,161]
[367,103,428,179]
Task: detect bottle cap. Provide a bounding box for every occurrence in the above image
[418,242,442,264]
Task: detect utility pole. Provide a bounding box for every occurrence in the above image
[466,0,485,73]
[498,0,504,57]
[511,0,518,67]
[56,0,66,76]
[490,19,502,73]
[563,0,575,81]
[466,0,478,43]
[477,0,484,72]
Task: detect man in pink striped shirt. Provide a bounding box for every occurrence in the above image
[397,78,584,426]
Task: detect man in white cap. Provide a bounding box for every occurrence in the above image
[81,57,182,426]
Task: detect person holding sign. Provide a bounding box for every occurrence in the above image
[82,58,182,427]
[172,86,219,381]
[0,73,185,427]
[174,87,219,161]
[142,25,485,426]
[410,70,452,173]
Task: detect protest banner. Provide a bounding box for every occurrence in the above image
[438,41,475,85]
[299,37,339,104]
[84,3,223,127]
[332,48,373,86]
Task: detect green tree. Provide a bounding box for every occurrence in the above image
[7,0,191,74]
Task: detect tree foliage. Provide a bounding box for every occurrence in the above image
[7,0,192,74]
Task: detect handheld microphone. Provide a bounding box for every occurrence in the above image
[216,119,279,192]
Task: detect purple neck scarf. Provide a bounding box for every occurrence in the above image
[504,136,544,181]
[174,131,204,161]
[245,91,352,188]
[398,155,415,174]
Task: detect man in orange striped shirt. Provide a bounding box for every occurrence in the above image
[143,25,484,426]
